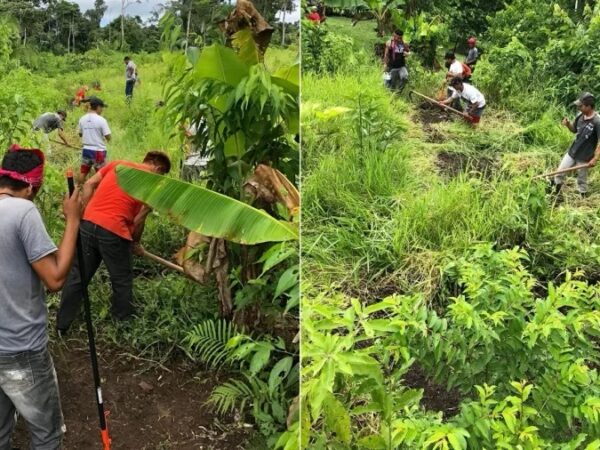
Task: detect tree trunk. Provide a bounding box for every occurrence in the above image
[281,10,286,46]
[185,0,192,52]
[121,1,126,49]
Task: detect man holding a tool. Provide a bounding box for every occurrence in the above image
[32,110,69,146]
[440,77,486,124]
[0,145,81,448]
[550,92,600,197]
[78,97,111,184]
[383,30,410,93]
[56,151,171,334]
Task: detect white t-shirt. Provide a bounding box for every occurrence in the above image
[126,60,137,81]
[451,83,486,107]
[448,60,463,77]
[78,112,111,151]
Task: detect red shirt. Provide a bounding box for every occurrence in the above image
[83,161,149,240]
[307,12,320,22]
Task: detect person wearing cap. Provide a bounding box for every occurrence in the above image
[56,151,172,333]
[77,97,111,184]
[465,37,479,71]
[32,110,69,146]
[123,56,137,100]
[440,77,486,125]
[307,6,321,23]
[383,30,410,92]
[0,145,81,448]
[551,92,600,197]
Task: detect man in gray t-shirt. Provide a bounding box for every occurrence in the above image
[0,146,81,448]
[552,92,600,196]
[32,110,70,146]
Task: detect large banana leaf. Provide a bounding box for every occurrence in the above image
[272,63,299,97]
[195,44,249,86]
[116,167,298,244]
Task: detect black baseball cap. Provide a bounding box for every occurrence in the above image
[445,51,455,60]
[89,97,107,108]
[573,92,595,107]
[56,110,67,118]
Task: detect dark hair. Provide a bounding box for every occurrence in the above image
[0,150,42,190]
[445,51,455,60]
[57,110,67,118]
[124,56,130,61]
[143,151,171,174]
[394,29,403,36]
[450,76,463,87]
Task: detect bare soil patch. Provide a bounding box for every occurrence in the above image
[12,341,251,450]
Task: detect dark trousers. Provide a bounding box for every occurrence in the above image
[57,221,134,331]
[125,79,135,98]
[0,348,64,449]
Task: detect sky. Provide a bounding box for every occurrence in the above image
[72,0,300,26]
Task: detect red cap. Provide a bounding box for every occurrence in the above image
[66,169,73,177]
[467,37,476,44]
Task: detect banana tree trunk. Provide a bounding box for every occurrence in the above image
[214,239,233,318]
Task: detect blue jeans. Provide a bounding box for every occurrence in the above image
[125,79,135,98]
[0,348,64,449]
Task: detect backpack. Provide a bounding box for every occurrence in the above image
[461,62,472,78]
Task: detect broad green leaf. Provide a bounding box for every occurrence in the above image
[224,131,246,158]
[250,347,271,374]
[195,44,249,86]
[232,29,260,65]
[272,63,299,96]
[268,356,293,394]
[357,435,387,449]
[116,166,297,244]
[274,265,299,298]
[186,46,201,66]
[323,393,351,445]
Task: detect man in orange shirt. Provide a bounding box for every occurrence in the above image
[56,151,171,333]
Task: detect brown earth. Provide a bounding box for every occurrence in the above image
[11,340,252,450]
[403,364,462,418]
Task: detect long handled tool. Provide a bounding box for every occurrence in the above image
[142,249,185,274]
[51,139,79,150]
[67,170,112,450]
[411,90,473,122]
[533,163,591,180]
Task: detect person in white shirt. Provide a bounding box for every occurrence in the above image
[441,77,486,125]
[445,51,464,80]
[123,56,137,100]
[78,97,111,183]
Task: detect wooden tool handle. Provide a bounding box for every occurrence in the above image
[142,250,185,274]
[533,163,591,180]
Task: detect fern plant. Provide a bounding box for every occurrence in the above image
[182,319,241,368]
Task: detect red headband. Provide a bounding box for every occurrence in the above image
[0,144,45,187]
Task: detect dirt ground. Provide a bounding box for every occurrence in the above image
[11,340,252,450]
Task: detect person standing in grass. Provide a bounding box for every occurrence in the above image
[0,145,81,449]
[78,97,111,184]
[123,56,137,100]
[465,37,479,71]
[550,92,600,197]
[445,51,464,80]
[440,77,486,124]
[56,151,171,334]
[32,110,69,147]
[383,30,410,93]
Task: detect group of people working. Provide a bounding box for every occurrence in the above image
[383,31,486,124]
[0,55,167,448]
[382,31,598,195]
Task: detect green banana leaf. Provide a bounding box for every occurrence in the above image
[116,166,298,244]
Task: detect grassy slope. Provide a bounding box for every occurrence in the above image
[303,17,600,300]
[13,45,297,357]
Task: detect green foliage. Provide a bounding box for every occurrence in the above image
[183,319,240,366]
[116,166,298,244]
[301,21,359,74]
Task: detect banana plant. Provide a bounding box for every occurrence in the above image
[326,0,405,36]
[116,166,298,244]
